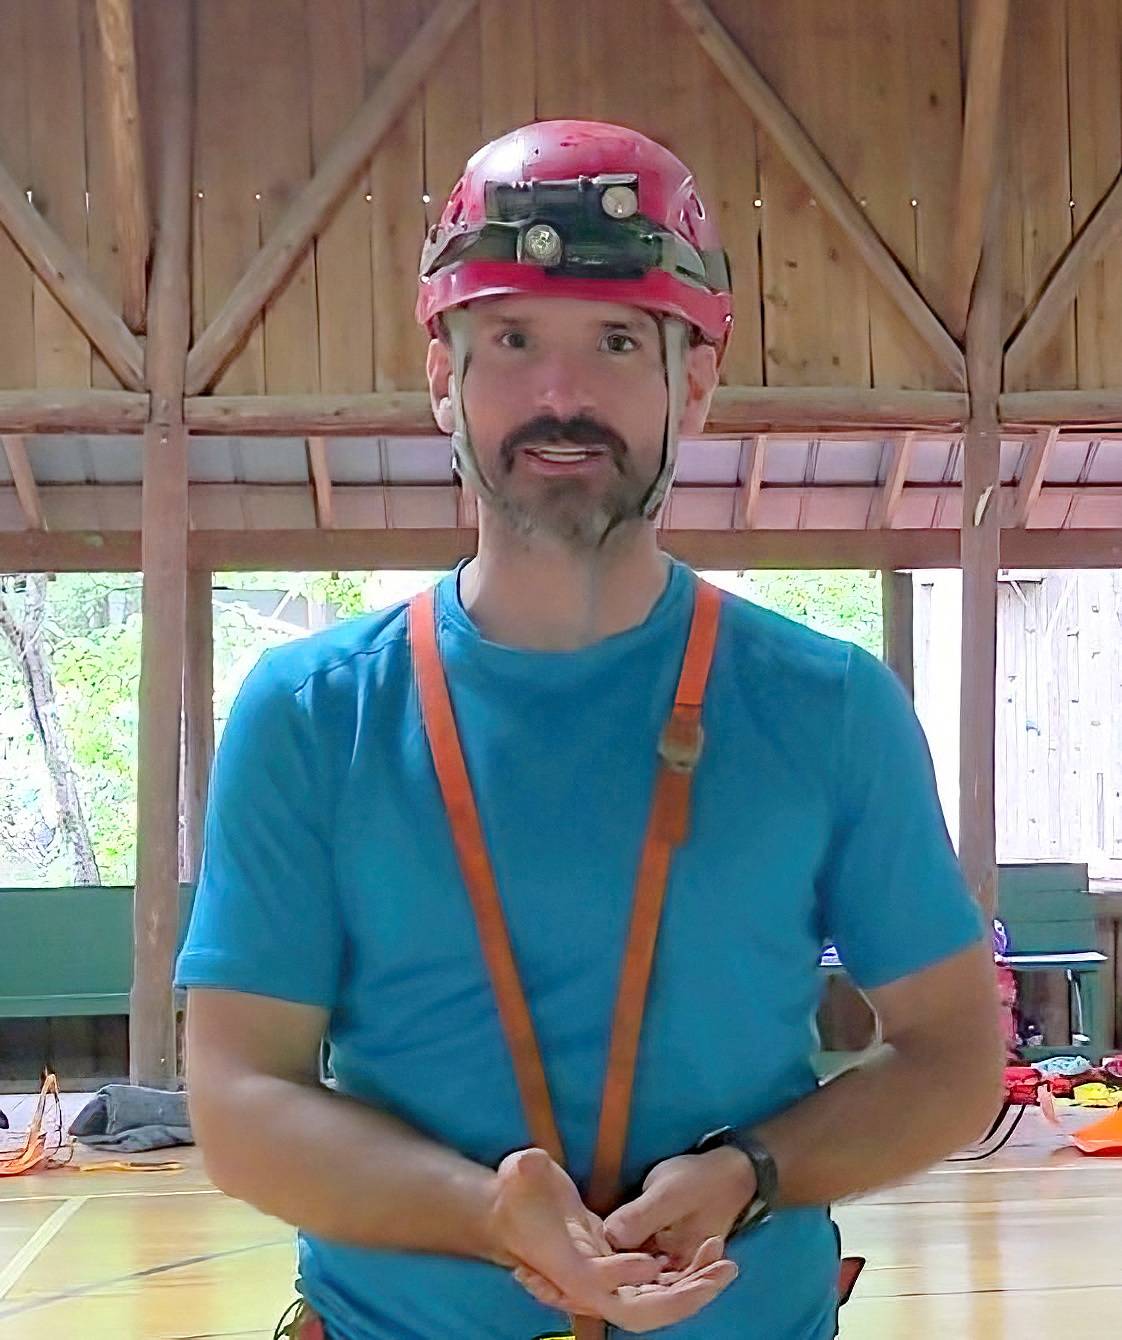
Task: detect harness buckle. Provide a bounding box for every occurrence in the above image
[658,714,704,773]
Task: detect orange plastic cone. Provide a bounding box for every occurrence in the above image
[1070,1105,1122,1156]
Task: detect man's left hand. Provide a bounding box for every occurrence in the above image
[602,1147,757,1270]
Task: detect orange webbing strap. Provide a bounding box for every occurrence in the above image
[410,587,566,1165]
[584,581,720,1215]
[411,579,721,1340]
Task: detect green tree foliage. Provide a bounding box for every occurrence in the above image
[0,568,880,885]
[703,570,883,656]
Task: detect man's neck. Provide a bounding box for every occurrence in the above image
[459,520,672,651]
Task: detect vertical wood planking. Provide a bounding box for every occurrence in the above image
[0,4,35,390]
[809,0,870,388]
[727,0,867,387]
[480,0,535,138]
[534,0,606,121]
[308,0,374,394]
[1066,0,1122,389]
[365,0,430,392]
[1007,2,1075,391]
[853,0,940,390]
[662,1,762,385]
[423,6,482,223]
[195,0,265,393]
[256,0,320,395]
[27,0,91,389]
[907,0,962,334]
[80,0,127,388]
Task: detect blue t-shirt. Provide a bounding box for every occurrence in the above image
[176,557,983,1340]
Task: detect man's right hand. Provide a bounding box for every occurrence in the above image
[488,1148,738,1334]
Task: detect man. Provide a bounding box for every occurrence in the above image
[178,121,1004,1340]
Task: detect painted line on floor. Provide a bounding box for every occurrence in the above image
[0,1186,220,1205]
[0,1237,290,1324]
[0,1196,89,1302]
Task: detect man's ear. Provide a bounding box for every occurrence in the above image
[678,341,719,437]
[426,337,455,434]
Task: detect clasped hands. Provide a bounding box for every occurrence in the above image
[488,1144,754,1333]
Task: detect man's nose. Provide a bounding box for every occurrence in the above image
[527,352,597,422]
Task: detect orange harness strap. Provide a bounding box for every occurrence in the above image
[410,579,721,1339]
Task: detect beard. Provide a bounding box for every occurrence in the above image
[488,468,652,548]
[477,413,661,550]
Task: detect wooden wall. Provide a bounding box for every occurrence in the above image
[2,1,1122,402]
[997,571,1122,876]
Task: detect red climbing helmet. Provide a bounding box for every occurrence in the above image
[415,119,734,361]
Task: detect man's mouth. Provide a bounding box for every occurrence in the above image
[522,445,608,467]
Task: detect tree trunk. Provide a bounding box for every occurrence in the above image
[0,577,102,883]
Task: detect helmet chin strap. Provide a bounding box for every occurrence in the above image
[442,307,689,529]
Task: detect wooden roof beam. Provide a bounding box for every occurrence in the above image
[5,527,1122,575]
[1005,170,1122,387]
[1002,389,1122,429]
[947,0,1010,340]
[95,0,149,332]
[307,436,335,529]
[0,389,148,434]
[871,432,915,529]
[668,0,965,386]
[1,435,46,530]
[1012,426,1060,527]
[185,0,478,396]
[0,156,146,391]
[183,387,969,437]
[735,435,766,528]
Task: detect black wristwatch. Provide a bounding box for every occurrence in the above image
[692,1125,779,1235]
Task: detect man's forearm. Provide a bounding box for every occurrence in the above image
[193,1074,507,1262]
[753,1039,1005,1208]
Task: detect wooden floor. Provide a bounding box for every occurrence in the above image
[1,1095,1120,1338]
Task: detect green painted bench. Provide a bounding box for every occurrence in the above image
[0,885,196,1018]
[815,861,1113,1074]
[997,863,1110,1061]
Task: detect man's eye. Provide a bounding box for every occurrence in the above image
[603,332,639,353]
[498,330,528,349]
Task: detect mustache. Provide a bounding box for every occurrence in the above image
[500,415,629,469]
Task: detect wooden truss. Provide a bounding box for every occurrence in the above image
[6,0,1122,1079]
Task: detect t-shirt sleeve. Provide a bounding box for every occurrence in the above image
[817,644,985,990]
[174,649,342,1008]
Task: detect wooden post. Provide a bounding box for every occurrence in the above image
[959,127,1005,920]
[131,0,193,1089]
[182,568,214,882]
[881,571,914,699]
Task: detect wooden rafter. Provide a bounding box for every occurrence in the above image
[735,435,766,528]
[0,156,146,391]
[95,0,149,332]
[947,0,1010,339]
[871,432,915,529]
[668,0,966,386]
[1005,170,1122,387]
[0,435,45,530]
[0,390,149,434]
[1012,426,1060,527]
[307,436,335,528]
[185,0,477,396]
